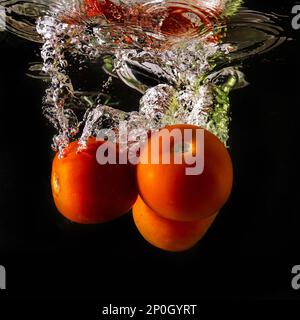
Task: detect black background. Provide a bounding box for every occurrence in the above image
[0,0,300,307]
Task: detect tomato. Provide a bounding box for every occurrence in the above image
[84,0,218,38]
[133,196,217,252]
[84,0,125,21]
[51,137,138,224]
[137,124,233,221]
[160,7,213,36]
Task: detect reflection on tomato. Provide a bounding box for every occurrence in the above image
[51,137,138,224]
[137,124,233,222]
[133,196,217,252]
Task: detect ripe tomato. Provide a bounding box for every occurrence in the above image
[137,124,233,221]
[51,137,138,224]
[84,0,125,21]
[84,0,218,39]
[160,7,213,36]
[133,196,217,252]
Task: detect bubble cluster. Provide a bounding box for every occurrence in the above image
[33,1,246,154]
[2,0,285,153]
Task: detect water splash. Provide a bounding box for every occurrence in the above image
[0,0,287,154]
[224,9,286,61]
[0,0,50,41]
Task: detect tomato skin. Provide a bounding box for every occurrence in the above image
[160,6,214,36]
[84,0,218,38]
[137,124,233,222]
[133,196,217,252]
[51,137,138,224]
[84,0,125,21]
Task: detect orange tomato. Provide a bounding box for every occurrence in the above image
[137,124,233,221]
[133,196,217,252]
[51,137,138,224]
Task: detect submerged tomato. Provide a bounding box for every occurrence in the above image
[137,124,233,221]
[51,137,138,224]
[84,0,219,38]
[84,0,125,21]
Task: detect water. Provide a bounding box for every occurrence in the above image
[0,0,287,154]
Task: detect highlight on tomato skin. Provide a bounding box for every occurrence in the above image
[137,124,233,222]
[133,196,218,252]
[51,137,138,224]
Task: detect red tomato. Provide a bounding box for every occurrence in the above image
[133,196,218,252]
[84,0,125,21]
[51,137,138,224]
[160,6,213,36]
[84,0,218,38]
[137,124,233,221]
